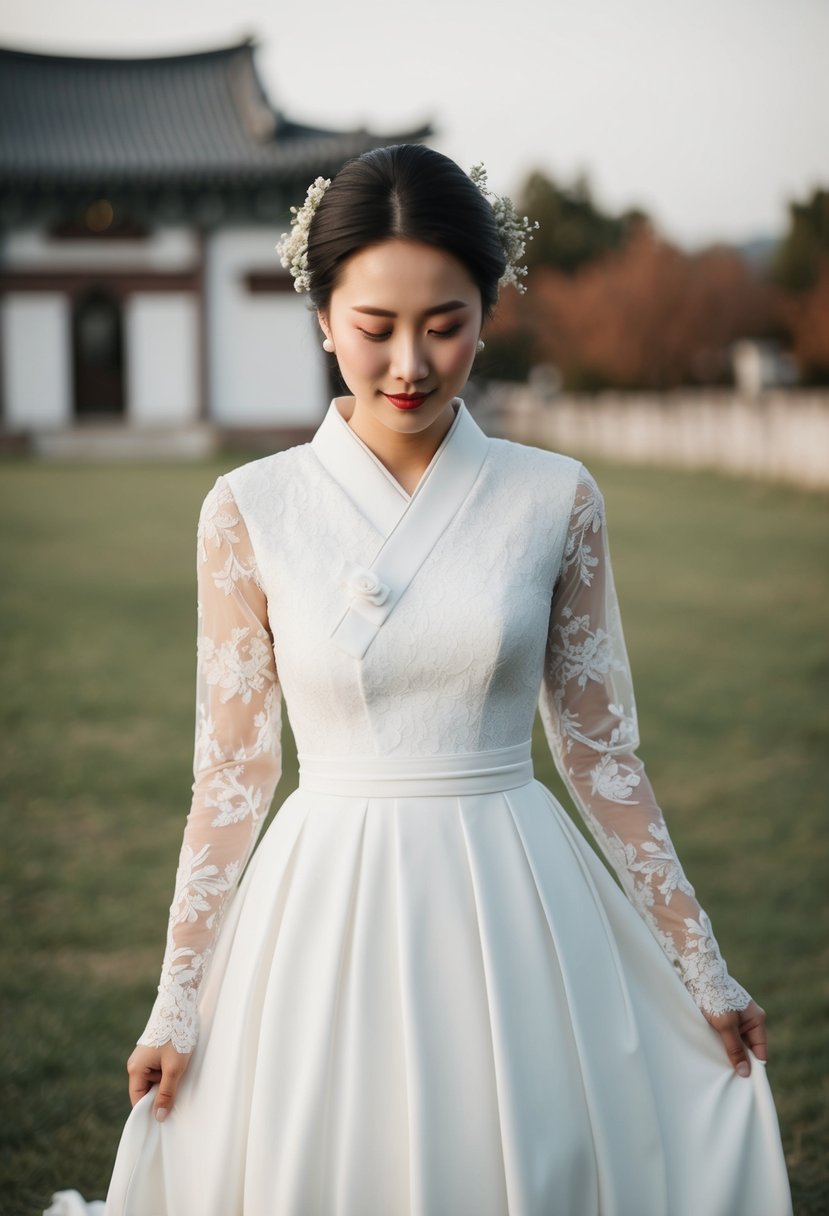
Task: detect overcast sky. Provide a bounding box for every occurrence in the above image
[2,0,827,249]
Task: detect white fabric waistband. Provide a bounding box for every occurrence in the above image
[297,740,534,798]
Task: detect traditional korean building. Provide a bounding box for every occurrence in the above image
[0,39,429,453]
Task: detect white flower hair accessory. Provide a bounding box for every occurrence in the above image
[275,161,539,295]
[275,175,331,293]
[468,163,539,293]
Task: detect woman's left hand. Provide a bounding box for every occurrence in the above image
[703,999,767,1077]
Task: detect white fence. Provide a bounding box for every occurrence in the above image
[488,387,829,491]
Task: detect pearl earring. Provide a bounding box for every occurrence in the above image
[477,340,486,352]
[322,337,335,353]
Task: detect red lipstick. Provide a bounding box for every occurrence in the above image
[383,392,431,410]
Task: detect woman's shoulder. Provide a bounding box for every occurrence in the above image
[478,436,591,528]
[223,440,314,493]
[485,433,590,499]
[485,433,605,497]
[487,433,581,474]
[203,440,317,519]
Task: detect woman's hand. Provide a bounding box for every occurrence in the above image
[703,999,767,1077]
[126,1042,193,1121]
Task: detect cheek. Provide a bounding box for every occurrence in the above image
[337,334,385,379]
[441,334,479,376]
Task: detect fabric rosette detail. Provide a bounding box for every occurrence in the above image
[342,563,391,607]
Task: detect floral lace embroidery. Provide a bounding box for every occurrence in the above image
[199,627,275,705]
[560,473,603,585]
[681,913,752,1014]
[137,478,282,1054]
[206,767,266,827]
[173,842,239,924]
[539,466,752,1017]
[589,753,642,803]
[138,945,204,1053]
[198,480,256,590]
[552,607,626,691]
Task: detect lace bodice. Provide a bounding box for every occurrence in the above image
[137,402,750,1054]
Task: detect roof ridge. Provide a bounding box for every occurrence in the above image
[0,38,435,204]
[0,37,257,68]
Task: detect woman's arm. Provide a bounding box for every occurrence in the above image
[538,465,766,1071]
[136,476,282,1056]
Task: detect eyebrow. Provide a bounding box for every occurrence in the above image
[350,301,469,318]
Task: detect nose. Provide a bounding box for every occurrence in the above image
[390,332,429,385]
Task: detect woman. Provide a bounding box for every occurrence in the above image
[59,144,791,1214]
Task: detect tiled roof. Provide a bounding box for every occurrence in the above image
[0,40,431,192]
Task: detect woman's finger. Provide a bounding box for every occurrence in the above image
[714,1014,751,1076]
[127,1062,160,1107]
[739,1004,768,1062]
[153,1054,189,1122]
[703,998,769,1076]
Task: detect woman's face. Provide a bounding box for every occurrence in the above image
[319,239,483,438]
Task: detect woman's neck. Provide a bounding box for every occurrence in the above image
[338,397,458,496]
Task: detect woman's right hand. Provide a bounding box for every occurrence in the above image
[126,1041,193,1121]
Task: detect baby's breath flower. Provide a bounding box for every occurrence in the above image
[275,176,331,293]
[275,163,538,296]
[469,163,539,293]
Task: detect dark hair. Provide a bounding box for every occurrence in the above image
[306,144,507,318]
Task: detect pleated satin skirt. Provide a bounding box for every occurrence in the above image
[105,743,791,1215]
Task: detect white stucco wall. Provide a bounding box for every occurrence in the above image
[502,386,829,491]
[1,294,71,427]
[125,294,198,425]
[1,227,197,271]
[205,228,327,427]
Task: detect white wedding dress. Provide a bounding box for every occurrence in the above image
[51,397,792,1215]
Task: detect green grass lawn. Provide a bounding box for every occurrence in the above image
[1,455,826,1215]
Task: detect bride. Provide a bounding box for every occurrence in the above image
[48,144,791,1215]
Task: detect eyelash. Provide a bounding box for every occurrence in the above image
[359,324,463,342]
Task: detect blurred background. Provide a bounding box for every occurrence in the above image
[1,1,827,1212]
[0,0,828,480]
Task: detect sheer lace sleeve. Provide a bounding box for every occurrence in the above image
[137,477,282,1054]
[538,464,751,1017]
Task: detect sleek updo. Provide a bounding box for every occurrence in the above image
[306,144,507,318]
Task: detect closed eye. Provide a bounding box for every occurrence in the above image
[357,323,463,342]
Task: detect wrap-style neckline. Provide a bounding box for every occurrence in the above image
[310,396,490,658]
